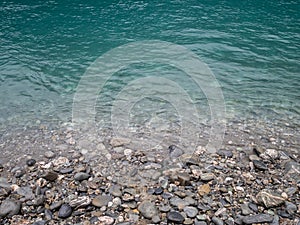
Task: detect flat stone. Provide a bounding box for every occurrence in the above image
[177,172,190,185]
[92,195,112,207]
[98,216,114,225]
[69,196,91,208]
[43,171,58,182]
[198,184,211,196]
[285,201,297,215]
[184,206,198,218]
[284,161,300,180]
[0,199,21,218]
[170,197,189,209]
[50,201,62,210]
[74,172,90,181]
[240,203,253,215]
[261,149,279,159]
[137,200,158,219]
[252,160,268,171]
[109,185,122,197]
[200,173,215,181]
[44,151,56,158]
[16,186,34,200]
[110,137,130,147]
[242,214,274,224]
[58,204,72,218]
[169,145,184,158]
[217,149,233,158]
[256,189,285,208]
[167,211,185,223]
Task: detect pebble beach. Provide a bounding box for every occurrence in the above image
[0,119,299,225]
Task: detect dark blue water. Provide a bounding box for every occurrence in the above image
[0,0,299,129]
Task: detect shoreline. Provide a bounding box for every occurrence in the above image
[0,119,299,224]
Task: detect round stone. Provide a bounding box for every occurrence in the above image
[58,204,72,218]
[167,211,184,223]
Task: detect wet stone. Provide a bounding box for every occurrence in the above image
[167,211,185,223]
[242,213,274,224]
[169,145,184,158]
[58,204,73,218]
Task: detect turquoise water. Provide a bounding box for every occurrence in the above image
[0,0,299,128]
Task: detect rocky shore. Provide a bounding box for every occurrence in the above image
[0,119,299,225]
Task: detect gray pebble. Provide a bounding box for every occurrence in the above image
[74,172,90,181]
[137,200,158,219]
[212,216,224,225]
[167,211,184,223]
[58,204,72,218]
[184,206,198,218]
[242,214,274,224]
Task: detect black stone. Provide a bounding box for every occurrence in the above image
[26,159,36,167]
[167,211,184,223]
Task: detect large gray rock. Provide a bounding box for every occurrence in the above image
[0,199,21,218]
[138,200,158,219]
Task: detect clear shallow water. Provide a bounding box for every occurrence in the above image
[0,0,299,129]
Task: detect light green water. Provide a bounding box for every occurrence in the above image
[0,0,299,129]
